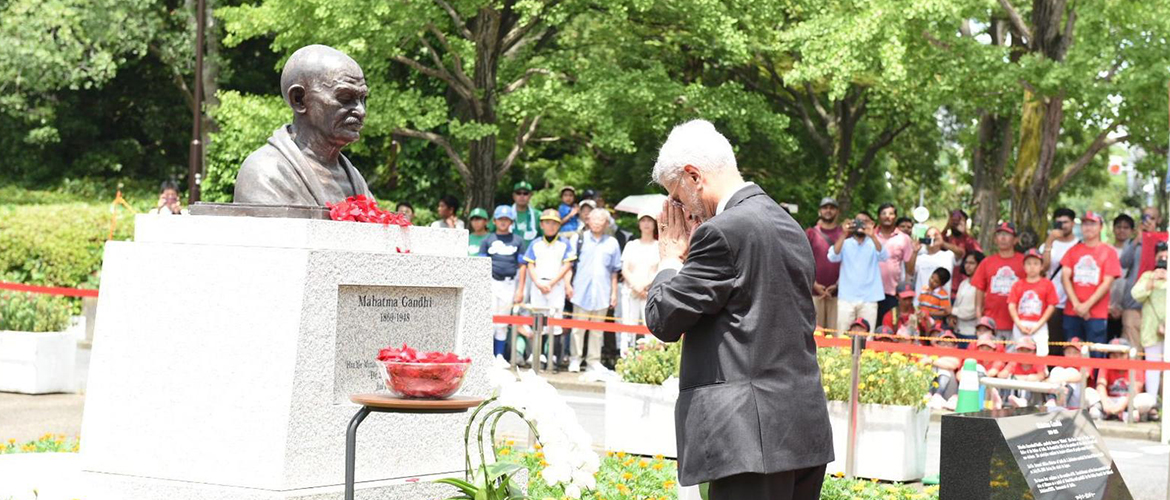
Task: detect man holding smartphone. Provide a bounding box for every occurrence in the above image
[1120,207,1164,354]
[151,180,184,215]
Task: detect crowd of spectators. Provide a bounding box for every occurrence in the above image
[452,182,659,374]
[807,198,1167,422]
[190,169,1162,421]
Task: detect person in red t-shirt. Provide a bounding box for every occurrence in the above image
[971,222,1026,342]
[967,317,1007,375]
[1008,249,1059,356]
[964,319,1006,408]
[882,282,933,339]
[1060,211,1122,356]
[1088,339,1157,421]
[1004,337,1048,407]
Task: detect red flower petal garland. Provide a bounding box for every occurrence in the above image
[377,343,470,364]
[326,195,412,227]
[377,343,471,398]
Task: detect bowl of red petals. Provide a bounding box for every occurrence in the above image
[377,344,471,399]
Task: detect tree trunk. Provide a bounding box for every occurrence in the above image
[1008,0,1072,244]
[467,136,497,213]
[972,110,1012,251]
[199,0,220,177]
[465,7,503,215]
[1011,90,1063,248]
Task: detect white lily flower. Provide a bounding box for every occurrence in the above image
[564,483,582,499]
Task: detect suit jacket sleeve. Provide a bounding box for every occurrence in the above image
[644,223,736,342]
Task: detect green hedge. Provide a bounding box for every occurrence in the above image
[615,340,681,385]
[0,291,72,332]
[0,202,136,289]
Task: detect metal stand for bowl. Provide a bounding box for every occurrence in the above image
[344,393,484,500]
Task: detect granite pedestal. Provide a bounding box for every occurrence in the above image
[79,214,492,499]
[941,407,1132,500]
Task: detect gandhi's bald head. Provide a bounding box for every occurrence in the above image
[279,45,368,147]
[280,45,364,105]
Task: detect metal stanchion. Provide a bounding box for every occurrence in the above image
[531,313,546,375]
[846,334,865,479]
[1078,345,1090,408]
[508,305,519,371]
[1127,347,1138,426]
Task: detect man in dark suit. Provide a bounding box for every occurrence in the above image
[645,120,834,499]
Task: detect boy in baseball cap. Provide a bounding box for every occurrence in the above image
[883,282,933,337]
[847,318,871,336]
[1007,248,1058,356]
[927,329,963,408]
[1005,336,1048,407]
[558,186,580,234]
[1089,338,1157,421]
[518,209,577,369]
[478,205,527,359]
[467,207,490,256]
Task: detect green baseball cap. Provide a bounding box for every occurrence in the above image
[513,181,533,192]
[468,207,489,220]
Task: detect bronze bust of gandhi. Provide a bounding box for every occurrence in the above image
[234,45,372,206]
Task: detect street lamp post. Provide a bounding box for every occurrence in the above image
[187,0,206,205]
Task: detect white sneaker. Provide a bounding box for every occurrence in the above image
[588,361,608,373]
[1089,406,1103,420]
[568,359,581,373]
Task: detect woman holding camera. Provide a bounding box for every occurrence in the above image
[1131,241,1168,400]
[909,227,957,307]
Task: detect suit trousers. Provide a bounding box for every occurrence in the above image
[707,464,827,500]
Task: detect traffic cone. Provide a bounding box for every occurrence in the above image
[955,359,981,413]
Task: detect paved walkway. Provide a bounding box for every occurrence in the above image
[0,392,84,442]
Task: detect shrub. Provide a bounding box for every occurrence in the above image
[1,434,79,454]
[615,340,681,385]
[0,291,73,332]
[819,474,939,500]
[817,347,935,409]
[498,443,679,499]
[0,179,155,207]
[0,202,135,290]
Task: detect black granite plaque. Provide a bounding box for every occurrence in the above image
[941,408,1132,500]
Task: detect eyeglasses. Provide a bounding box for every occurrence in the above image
[514,191,531,196]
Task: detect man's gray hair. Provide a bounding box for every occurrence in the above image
[651,119,738,186]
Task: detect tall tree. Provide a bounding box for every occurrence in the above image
[220,0,596,212]
[995,0,1169,237]
[732,0,954,214]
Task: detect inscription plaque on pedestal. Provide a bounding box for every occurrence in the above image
[941,408,1132,500]
[334,284,462,402]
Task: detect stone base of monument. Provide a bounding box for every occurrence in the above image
[83,471,457,499]
[79,214,492,499]
[941,407,1133,500]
